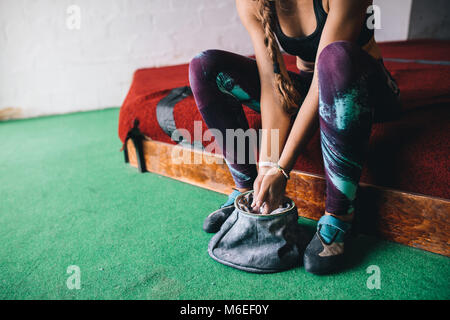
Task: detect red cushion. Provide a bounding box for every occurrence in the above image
[118,40,450,199]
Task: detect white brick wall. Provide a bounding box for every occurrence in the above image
[0,0,254,118]
[374,0,413,43]
[0,0,412,119]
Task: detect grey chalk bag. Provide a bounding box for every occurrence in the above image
[208,191,310,273]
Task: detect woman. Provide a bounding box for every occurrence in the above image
[189,0,401,275]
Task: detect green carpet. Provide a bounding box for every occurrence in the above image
[0,108,448,300]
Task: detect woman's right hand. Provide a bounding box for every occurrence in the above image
[253,166,271,199]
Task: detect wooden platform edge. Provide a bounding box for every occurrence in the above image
[125,138,450,257]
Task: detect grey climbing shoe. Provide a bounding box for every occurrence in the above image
[202,189,241,233]
[304,214,352,275]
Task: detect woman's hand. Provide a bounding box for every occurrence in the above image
[252,167,287,214]
[252,166,270,198]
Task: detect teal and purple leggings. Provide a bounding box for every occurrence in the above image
[189,41,401,216]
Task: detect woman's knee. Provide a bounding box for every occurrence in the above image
[318,41,373,107]
[317,41,362,76]
[317,42,374,130]
[189,49,227,83]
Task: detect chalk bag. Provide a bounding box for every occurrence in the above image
[208,190,310,273]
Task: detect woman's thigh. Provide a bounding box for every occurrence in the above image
[189,49,262,114]
[189,49,312,114]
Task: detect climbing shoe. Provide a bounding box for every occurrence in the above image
[304,214,352,275]
[202,189,242,233]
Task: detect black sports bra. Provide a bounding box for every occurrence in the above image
[271,0,374,62]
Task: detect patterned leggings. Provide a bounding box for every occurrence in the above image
[189,41,400,216]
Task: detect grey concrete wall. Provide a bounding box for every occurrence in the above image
[408,0,450,40]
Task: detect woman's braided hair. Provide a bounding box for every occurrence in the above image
[255,0,301,115]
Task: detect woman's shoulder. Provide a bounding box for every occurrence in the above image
[236,0,263,33]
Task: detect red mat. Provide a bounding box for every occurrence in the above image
[119,40,450,199]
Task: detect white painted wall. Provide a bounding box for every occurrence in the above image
[374,0,412,42]
[0,0,254,119]
[0,0,413,119]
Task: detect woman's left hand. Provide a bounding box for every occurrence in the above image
[251,167,287,214]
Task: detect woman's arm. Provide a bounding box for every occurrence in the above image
[279,0,369,171]
[253,0,371,213]
[236,0,294,167]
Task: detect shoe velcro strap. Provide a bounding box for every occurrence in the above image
[230,189,242,199]
[318,215,351,234]
[220,189,242,208]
